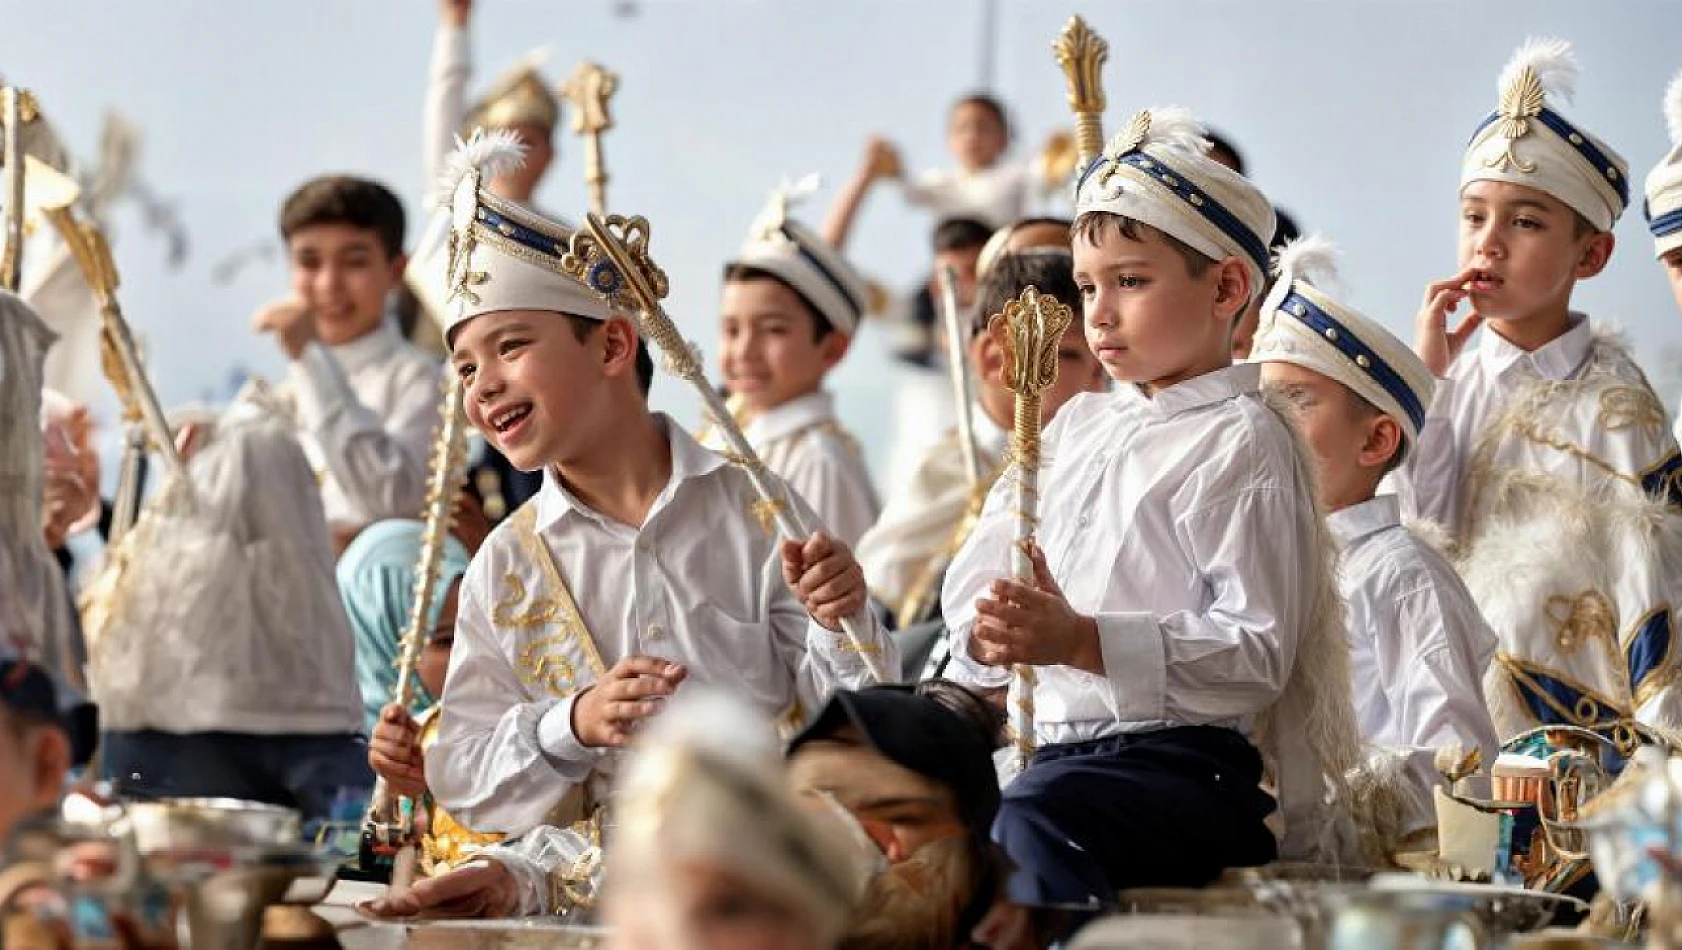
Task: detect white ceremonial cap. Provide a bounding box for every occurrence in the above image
[1461,37,1629,232]
[1251,235,1436,449]
[1644,70,1682,259]
[1073,106,1276,299]
[436,130,619,343]
[727,175,870,335]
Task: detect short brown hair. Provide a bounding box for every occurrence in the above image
[721,263,836,341]
[558,313,655,397]
[279,175,406,258]
[1071,210,1214,279]
[970,251,1080,339]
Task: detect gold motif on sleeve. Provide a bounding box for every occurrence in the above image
[491,573,563,630]
[1545,590,1619,657]
[518,637,581,696]
[1597,386,1665,436]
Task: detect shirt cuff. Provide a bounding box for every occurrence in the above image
[1094,611,1166,722]
[944,626,1013,690]
[481,850,550,917]
[288,340,355,431]
[535,694,598,767]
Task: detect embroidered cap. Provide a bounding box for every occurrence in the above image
[726,175,870,336]
[437,130,618,343]
[464,49,560,135]
[1462,38,1629,232]
[1074,106,1277,299]
[1645,69,1682,258]
[1251,235,1436,449]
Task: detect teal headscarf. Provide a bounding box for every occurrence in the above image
[337,519,472,733]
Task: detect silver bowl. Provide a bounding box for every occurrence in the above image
[125,798,301,855]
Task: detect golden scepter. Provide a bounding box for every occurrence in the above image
[1053,16,1109,174]
[560,62,618,219]
[564,213,890,683]
[989,285,1072,773]
[1,86,36,290]
[358,373,472,892]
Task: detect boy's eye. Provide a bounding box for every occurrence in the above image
[1515,217,1542,230]
[1117,275,1146,289]
[455,362,476,381]
[1075,283,1095,298]
[498,338,528,356]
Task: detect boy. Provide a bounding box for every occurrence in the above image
[1645,69,1682,438]
[1253,235,1499,830]
[0,645,94,850]
[1400,39,1682,737]
[858,248,1105,632]
[396,141,894,918]
[705,186,880,547]
[941,106,1362,907]
[252,176,442,549]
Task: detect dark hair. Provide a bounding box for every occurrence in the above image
[970,249,1081,340]
[1071,210,1215,281]
[914,679,1004,751]
[558,313,655,396]
[932,217,993,255]
[720,263,837,341]
[1205,128,1246,175]
[279,175,406,258]
[1272,207,1302,252]
[951,92,1011,141]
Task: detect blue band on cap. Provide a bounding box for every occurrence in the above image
[1279,290,1426,433]
[478,207,569,259]
[1647,202,1682,240]
[1471,108,1629,211]
[1117,152,1271,276]
[780,224,863,321]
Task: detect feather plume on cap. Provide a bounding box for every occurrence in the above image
[1498,37,1579,109]
[1101,105,1210,163]
[1664,69,1682,147]
[746,172,821,243]
[1273,233,1343,295]
[433,128,527,207]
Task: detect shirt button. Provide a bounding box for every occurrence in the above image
[646,624,666,641]
[1077,514,1090,529]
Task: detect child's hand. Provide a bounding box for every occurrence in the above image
[369,704,428,799]
[252,297,317,361]
[572,657,687,748]
[861,136,902,182]
[780,532,867,631]
[1415,266,1484,376]
[441,0,471,29]
[969,542,1102,674]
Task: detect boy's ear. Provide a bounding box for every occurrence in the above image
[1576,230,1615,280]
[600,316,639,378]
[1360,414,1404,472]
[388,251,410,284]
[30,727,70,811]
[969,331,1005,385]
[819,330,852,369]
[1213,258,1253,322]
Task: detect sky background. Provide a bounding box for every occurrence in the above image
[7,0,1682,489]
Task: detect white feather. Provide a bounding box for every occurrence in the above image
[1273,233,1342,293]
[1664,68,1682,146]
[1140,104,1211,157]
[432,128,528,207]
[1499,36,1578,105]
[747,173,822,239]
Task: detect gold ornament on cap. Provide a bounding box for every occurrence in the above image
[467,62,560,134]
[1487,62,1545,174]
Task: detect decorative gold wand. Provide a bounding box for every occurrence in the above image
[989,285,1073,773]
[561,62,618,219]
[1053,16,1109,174]
[360,373,472,892]
[1,86,36,291]
[563,213,890,683]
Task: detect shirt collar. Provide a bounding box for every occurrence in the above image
[744,390,836,444]
[1116,362,1262,418]
[535,412,728,531]
[1477,313,1592,382]
[327,318,402,375]
[1326,494,1402,551]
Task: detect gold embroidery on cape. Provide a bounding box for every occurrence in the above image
[492,574,563,630]
[1545,590,1618,657]
[1628,605,1680,710]
[518,637,581,696]
[1496,654,1636,752]
[1639,451,1682,508]
[512,503,609,680]
[1597,386,1665,436]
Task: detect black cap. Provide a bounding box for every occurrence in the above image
[789,685,1000,834]
[1,654,98,767]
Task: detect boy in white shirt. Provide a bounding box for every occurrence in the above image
[941,107,1361,908]
[1253,235,1500,830]
[1643,69,1682,440]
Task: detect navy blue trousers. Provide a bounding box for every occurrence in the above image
[101,730,373,824]
[993,725,1278,908]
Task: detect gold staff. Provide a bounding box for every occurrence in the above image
[988,285,1072,773]
[560,62,618,219]
[1053,17,1109,174]
[1,86,37,290]
[564,213,891,683]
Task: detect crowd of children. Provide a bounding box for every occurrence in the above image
[4,3,1682,947]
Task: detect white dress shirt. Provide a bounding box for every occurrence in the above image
[424,23,470,206]
[858,405,1007,618]
[901,162,1033,230]
[278,320,442,531]
[942,364,1344,858]
[700,391,880,548]
[428,414,893,838]
[1332,495,1499,821]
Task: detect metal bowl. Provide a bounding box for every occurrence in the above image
[125,798,301,854]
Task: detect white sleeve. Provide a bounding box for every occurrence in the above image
[427,565,606,834]
[288,343,438,524]
[1395,377,1461,533]
[938,465,1018,691]
[777,436,880,550]
[424,22,472,207]
[482,822,604,917]
[1387,582,1501,768]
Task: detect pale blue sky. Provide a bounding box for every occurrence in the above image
[8,0,1682,479]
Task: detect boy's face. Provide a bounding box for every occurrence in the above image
[1074,224,1241,392]
[287,223,404,347]
[489,121,554,200]
[786,729,965,863]
[1261,361,1395,512]
[948,102,1007,173]
[0,711,69,846]
[1663,247,1682,316]
[1456,180,1612,324]
[930,244,984,310]
[971,317,1105,427]
[452,310,632,473]
[720,279,848,415]
[418,578,462,701]
[613,863,818,950]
